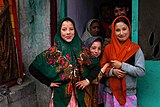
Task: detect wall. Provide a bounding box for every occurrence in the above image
[18,0,51,107]
[137,0,160,106]
[138,0,160,60]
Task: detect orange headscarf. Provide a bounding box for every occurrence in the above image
[100,16,140,105]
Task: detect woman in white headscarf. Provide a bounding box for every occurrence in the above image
[81,19,101,42]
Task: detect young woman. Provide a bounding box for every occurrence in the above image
[100,16,145,107]
[78,36,109,107]
[29,17,101,107]
[81,19,101,42]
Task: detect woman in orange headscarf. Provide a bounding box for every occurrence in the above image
[100,16,145,106]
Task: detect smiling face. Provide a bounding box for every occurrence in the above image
[89,41,102,58]
[114,21,130,44]
[61,20,75,42]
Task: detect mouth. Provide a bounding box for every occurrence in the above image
[66,36,72,39]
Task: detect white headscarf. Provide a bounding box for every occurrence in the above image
[81,19,99,42]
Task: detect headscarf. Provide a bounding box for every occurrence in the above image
[84,36,103,49]
[100,16,140,105]
[81,19,99,42]
[32,17,99,106]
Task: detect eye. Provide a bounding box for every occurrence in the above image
[90,46,96,50]
[115,28,120,32]
[122,27,127,31]
[114,10,118,13]
[61,27,67,31]
[69,27,74,30]
[119,8,124,11]
[98,47,102,50]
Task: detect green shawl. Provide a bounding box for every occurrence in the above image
[32,17,99,107]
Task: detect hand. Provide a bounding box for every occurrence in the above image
[75,79,90,90]
[113,68,126,78]
[111,60,122,69]
[50,82,61,87]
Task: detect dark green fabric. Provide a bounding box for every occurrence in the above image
[32,17,99,107]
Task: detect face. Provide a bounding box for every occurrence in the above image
[61,20,75,42]
[114,7,128,17]
[101,6,111,19]
[90,22,100,36]
[114,21,130,44]
[89,41,102,58]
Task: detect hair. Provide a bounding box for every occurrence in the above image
[113,0,129,8]
[90,20,100,27]
[99,2,113,10]
[62,17,75,26]
[114,17,130,28]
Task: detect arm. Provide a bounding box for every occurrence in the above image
[98,63,109,79]
[29,64,61,87]
[86,65,101,82]
[75,65,101,90]
[108,48,145,78]
[29,63,51,87]
[121,48,145,77]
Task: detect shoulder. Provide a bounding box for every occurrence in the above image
[103,44,111,52]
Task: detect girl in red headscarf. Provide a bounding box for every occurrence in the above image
[100,16,145,107]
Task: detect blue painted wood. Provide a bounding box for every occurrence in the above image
[137,61,160,106]
[132,0,138,43]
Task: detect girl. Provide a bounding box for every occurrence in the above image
[100,16,145,107]
[78,36,109,107]
[29,17,101,107]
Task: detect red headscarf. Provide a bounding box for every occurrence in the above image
[100,16,140,105]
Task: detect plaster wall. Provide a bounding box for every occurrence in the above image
[18,0,51,107]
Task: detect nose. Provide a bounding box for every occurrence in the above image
[96,27,100,32]
[95,48,98,53]
[117,11,121,16]
[120,30,123,35]
[67,29,70,34]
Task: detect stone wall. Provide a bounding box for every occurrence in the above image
[18,0,51,107]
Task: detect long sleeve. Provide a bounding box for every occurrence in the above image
[29,63,51,87]
[121,48,145,77]
[85,65,101,82]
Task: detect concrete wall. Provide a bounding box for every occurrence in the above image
[18,0,51,107]
[1,0,53,106]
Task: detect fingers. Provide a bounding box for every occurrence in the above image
[75,81,88,90]
[50,82,61,87]
[110,60,115,62]
[117,73,125,78]
[111,60,122,69]
[117,71,126,78]
[114,69,126,78]
[75,83,82,89]
[111,60,117,67]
